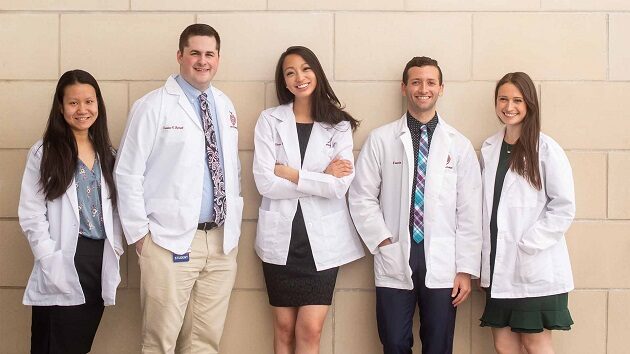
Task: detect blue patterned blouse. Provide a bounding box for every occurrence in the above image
[75,158,106,240]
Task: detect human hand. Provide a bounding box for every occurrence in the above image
[451,272,472,307]
[324,158,353,178]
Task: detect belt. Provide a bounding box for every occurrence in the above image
[197,222,218,231]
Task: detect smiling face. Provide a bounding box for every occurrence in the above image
[177,35,220,91]
[62,83,98,137]
[282,53,317,102]
[495,82,527,129]
[402,65,444,121]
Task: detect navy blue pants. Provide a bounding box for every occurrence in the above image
[376,241,456,354]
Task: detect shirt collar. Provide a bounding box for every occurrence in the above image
[406,111,439,133]
[174,75,212,102]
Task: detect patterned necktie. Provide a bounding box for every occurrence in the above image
[412,125,428,243]
[199,93,226,225]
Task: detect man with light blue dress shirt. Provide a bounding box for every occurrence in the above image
[115,24,244,354]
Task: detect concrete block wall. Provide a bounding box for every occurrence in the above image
[1,1,628,353]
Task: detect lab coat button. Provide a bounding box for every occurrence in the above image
[307,223,313,227]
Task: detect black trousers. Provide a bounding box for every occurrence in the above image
[375,241,457,354]
[31,236,105,354]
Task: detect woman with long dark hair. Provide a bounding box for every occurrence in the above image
[479,72,575,354]
[18,69,124,354]
[253,46,364,354]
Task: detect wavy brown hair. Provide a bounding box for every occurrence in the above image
[275,46,359,131]
[40,69,117,205]
[495,72,542,190]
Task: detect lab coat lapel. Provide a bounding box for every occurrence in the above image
[303,122,331,169]
[274,104,302,168]
[165,76,203,131]
[425,122,451,201]
[64,178,80,223]
[481,129,504,216]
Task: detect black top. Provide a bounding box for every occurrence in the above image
[296,122,314,166]
[489,140,513,286]
[407,112,439,236]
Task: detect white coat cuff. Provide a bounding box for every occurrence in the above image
[31,239,56,261]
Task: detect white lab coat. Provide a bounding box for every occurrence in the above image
[349,114,482,290]
[18,141,124,306]
[115,75,243,255]
[480,129,575,298]
[253,103,365,270]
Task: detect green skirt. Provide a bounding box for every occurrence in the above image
[480,291,573,333]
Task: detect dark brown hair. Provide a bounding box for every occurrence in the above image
[495,72,542,190]
[402,56,443,85]
[40,69,117,205]
[179,24,221,53]
[275,46,359,131]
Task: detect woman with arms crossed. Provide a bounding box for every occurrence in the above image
[479,72,575,354]
[253,46,365,354]
[18,70,124,354]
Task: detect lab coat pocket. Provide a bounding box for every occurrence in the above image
[321,209,357,260]
[36,250,71,294]
[256,208,283,254]
[375,242,406,282]
[516,247,554,284]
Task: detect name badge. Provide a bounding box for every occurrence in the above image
[173,252,190,263]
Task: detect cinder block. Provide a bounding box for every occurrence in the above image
[437,81,501,149]
[473,13,607,80]
[541,82,630,149]
[610,14,630,80]
[0,289,30,354]
[567,221,630,288]
[566,152,607,219]
[91,289,142,354]
[213,81,266,151]
[99,82,129,149]
[406,0,539,11]
[234,221,265,290]
[131,0,264,10]
[240,151,261,221]
[198,13,333,81]
[60,14,194,80]
[334,291,381,354]
[269,0,403,10]
[337,253,374,290]
[543,0,630,10]
[0,81,56,149]
[555,290,607,354]
[0,221,31,287]
[608,290,630,354]
[335,13,472,81]
[0,15,58,80]
[129,81,165,107]
[471,290,494,354]
[0,0,127,10]
[0,150,28,218]
[333,82,404,150]
[609,152,630,219]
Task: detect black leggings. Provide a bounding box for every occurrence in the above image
[31,236,105,354]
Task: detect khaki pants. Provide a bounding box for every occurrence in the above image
[139,229,237,354]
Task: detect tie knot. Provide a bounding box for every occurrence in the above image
[420,124,428,133]
[199,92,207,102]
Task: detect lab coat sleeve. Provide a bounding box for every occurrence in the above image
[348,133,392,254]
[519,142,575,255]
[297,122,355,200]
[18,143,56,261]
[454,141,483,277]
[114,97,158,245]
[253,112,308,200]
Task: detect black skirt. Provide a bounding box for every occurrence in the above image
[263,203,338,307]
[31,236,105,354]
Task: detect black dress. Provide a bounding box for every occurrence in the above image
[262,122,339,307]
[480,140,573,333]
